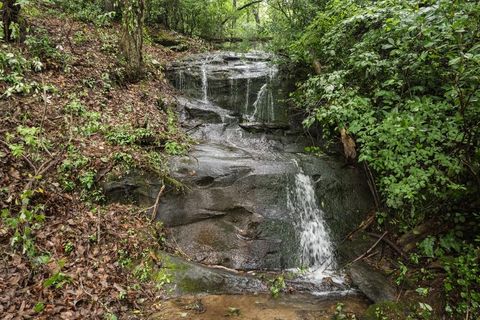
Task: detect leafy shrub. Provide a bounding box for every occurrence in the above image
[294,0,479,222]
[104,125,155,146]
[0,48,43,97]
[25,29,68,66]
[291,1,480,316]
[53,0,117,26]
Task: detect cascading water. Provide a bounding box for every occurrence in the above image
[177,70,185,91]
[248,65,277,123]
[287,162,337,280]
[201,59,208,103]
[244,78,251,112]
[165,51,373,302]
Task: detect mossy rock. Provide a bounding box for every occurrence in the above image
[158,252,267,295]
[152,30,182,47]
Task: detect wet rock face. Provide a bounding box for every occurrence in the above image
[105,51,373,271]
[166,52,289,125]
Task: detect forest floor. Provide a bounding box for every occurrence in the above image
[1,2,456,320]
[0,2,209,319]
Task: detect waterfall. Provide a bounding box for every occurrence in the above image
[287,164,336,277]
[201,60,208,103]
[177,70,185,91]
[244,78,251,113]
[251,83,268,120]
[249,65,277,123]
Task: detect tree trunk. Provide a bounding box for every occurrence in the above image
[231,0,237,30]
[2,0,20,42]
[120,0,144,82]
[253,5,261,28]
[103,0,115,12]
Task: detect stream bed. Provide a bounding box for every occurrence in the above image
[152,293,370,319]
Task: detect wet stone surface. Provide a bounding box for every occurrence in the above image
[160,51,373,271]
[104,52,374,298]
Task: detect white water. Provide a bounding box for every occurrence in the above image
[248,65,278,122]
[177,70,185,91]
[287,163,337,281]
[201,60,208,103]
[244,78,251,112]
[251,83,268,120]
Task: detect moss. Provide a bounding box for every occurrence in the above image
[178,276,213,293]
[161,254,190,272]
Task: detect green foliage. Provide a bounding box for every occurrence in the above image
[146,0,230,38]
[164,141,187,155]
[133,260,152,282]
[64,241,74,254]
[43,259,71,289]
[265,0,328,54]
[334,302,357,320]
[54,0,117,26]
[58,145,90,191]
[289,3,479,316]
[4,125,51,161]
[64,98,86,116]
[104,125,155,146]
[1,194,45,257]
[57,146,104,202]
[0,47,43,97]
[25,29,69,66]
[104,313,118,320]
[294,0,479,219]
[34,302,45,313]
[442,239,480,317]
[268,275,285,298]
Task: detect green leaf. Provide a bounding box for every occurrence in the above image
[34,302,45,313]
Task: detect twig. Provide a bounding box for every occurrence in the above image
[150,185,165,221]
[39,78,53,158]
[22,155,37,172]
[0,139,37,171]
[208,264,240,274]
[343,210,375,242]
[351,231,388,264]
[364,162,380,209]
[24,157,61,193]
[366,232,408,259]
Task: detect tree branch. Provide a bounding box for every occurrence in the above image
[221,0,264,25]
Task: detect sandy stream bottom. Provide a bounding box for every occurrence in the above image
[151,293,369,319]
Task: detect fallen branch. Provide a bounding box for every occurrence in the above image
[343,209,375,242]
[351,231,388,264]
[367,232,408,259]
[208,264,240,274]
[364,162,380,209]
[221,0,265,25]
[23,157,62,195]
[150,185,165,221]
[95,163,114,183]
